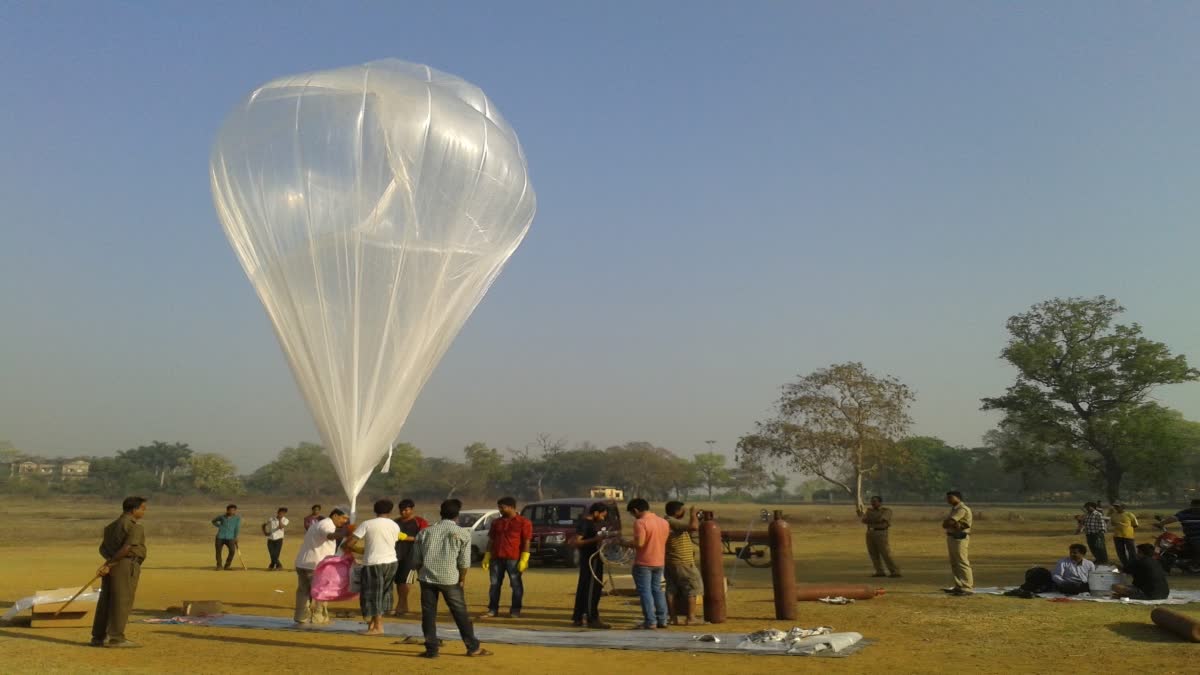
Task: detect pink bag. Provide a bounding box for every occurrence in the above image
[311,554,359,602]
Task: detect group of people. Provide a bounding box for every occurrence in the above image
[859,491,1199,599]
[87,492,1199,653]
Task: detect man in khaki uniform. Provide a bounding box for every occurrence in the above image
[942,490,973,596]
[860,495,900,577]
[91,496,148,648]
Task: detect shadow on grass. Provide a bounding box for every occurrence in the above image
[1107,621,1179,642]
[0,629,90,647]
[158,630,439,657]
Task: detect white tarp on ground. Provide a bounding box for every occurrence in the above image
[977,587,1200,605]
[1,588,100,622]
[187,614,865,656]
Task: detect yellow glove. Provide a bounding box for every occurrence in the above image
[518,551,530,573]
[397,531,409,542]
[481,552,491,570]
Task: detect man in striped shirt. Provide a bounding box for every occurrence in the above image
[410,499,491,659]
[1074,502,1109,565]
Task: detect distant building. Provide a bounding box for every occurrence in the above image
[589,486,624,501]
[11,459,90,479]
[61,460,90,478]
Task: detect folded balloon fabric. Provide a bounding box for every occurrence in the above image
[311,554,358,602]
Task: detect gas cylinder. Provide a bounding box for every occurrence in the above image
[698,515,727,624]
[768,510,796,620]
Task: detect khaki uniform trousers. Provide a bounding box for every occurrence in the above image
[866,529,899,574]
[91,558,141,642]
[947,536,973,590]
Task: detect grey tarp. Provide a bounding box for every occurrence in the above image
[189,614,864,656]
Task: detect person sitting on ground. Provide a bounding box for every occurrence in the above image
[1111,543,1170,600]
[1050,544,1095,595]
[1005,544,1094,597]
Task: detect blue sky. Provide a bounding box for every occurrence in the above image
[1,2,1197,471]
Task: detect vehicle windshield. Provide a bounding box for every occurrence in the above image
[457,513,482,528]
[521,504,585,526]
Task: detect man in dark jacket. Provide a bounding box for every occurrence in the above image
[1111,544,1170,600]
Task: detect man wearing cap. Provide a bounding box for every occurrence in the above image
[91,496,148,648]
[942,491,973,596]
[1108,502,1138,569]
[860,495,900,578]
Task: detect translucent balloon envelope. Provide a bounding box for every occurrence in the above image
[210,59,536,512]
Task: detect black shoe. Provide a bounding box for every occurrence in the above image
[420,651,439,659]
[947,588,974,597]
[889,573,902,578]
[871,573,887,577]
[88,639,105,647]
[572,619,583,627]
[587,621,612,630]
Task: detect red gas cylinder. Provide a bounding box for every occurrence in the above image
[698,515,727,624]
[768,510,796,620]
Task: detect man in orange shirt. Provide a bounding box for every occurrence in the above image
[623,498,669,629]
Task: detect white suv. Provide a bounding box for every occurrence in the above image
[456,509,500,564]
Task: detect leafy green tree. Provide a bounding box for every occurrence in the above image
[119,441,193,489]
[692,453,731,500]
[601,442,687,500]
[189,453,243,495]
[365,442,423,496]
[768,473,789,502]
[247,443,341,496]
[738,362,915,514]
[88,456,158,497]
[464,442,506,495]
[981,296,1198,501]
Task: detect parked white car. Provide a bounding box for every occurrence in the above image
[456,509,500,564]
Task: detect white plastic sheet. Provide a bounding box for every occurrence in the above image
[210,60,536,513]
[1,588,99,622]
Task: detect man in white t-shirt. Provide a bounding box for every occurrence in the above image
[345,499,401,635]
[265,507,289,571]
[293,507,349,624]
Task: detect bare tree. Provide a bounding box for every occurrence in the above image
[508,433,567,501]
[738,362,914,514]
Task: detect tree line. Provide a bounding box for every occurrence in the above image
[3,296,1197,506]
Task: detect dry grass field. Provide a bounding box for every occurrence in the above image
[1,498,1197,674]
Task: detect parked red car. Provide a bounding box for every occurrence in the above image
[521,498,622,567]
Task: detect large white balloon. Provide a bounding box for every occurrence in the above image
[210,59,536,513]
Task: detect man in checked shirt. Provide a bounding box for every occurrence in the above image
[410,499,492,659]
[1074,502,1110,565]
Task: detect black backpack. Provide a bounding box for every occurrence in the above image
[1020,566,1054,593]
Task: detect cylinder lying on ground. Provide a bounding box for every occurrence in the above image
[795,584,885,601]
[698,515,726,624]
[1151,607,1200,642]
[768,510,797,620]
